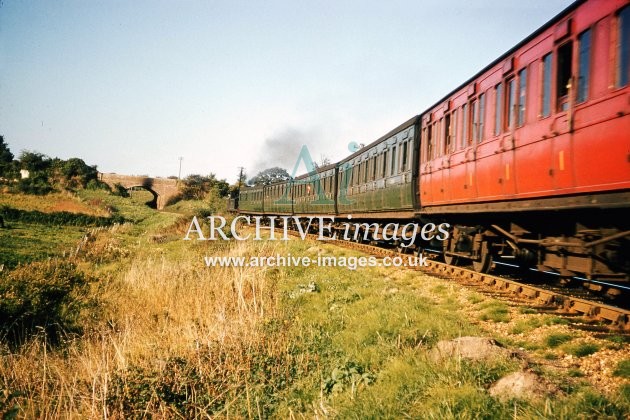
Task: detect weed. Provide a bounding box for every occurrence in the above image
[544,333,574,348]
[510,318,541,334]
[0,261,95,346]
[323,360,376,396]
[518,307,537,314]
[565,343,600,357]
[479,302,510,323]
[613,360,630,378]
[467,293,484,304]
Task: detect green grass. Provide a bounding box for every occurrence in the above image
[1,189,185,269]
[564,343,600,357]
[518,307,537,314]
[467,293,484,304]
[266,245,528,417]
[542,315,570,326]
[510,318,542,335]
[613,360,630,378]
[163,198,212,216]
[568,368,585,377]
[478,301,511,323]
[0,221,88,268]
[1,190,629,417]
[544,332,574,347]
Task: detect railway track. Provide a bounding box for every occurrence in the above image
[279,229,630,332]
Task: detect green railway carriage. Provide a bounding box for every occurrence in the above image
[238,185,265,213]
[291,164,337,215]
[337,116,419,218]
[263,181,292,215]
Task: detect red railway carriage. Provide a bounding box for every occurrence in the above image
[420,0,629,208]
[418,0,630,282]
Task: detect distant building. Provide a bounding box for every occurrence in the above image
[20,169,30,179]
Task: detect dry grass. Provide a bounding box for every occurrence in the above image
[0,240,284,417]
[0,192,111,217]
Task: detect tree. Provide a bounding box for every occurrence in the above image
[19,150,52,173]
[0,136,13,165]
[180,174,230,200]
[0,136,16,178]
[248,167,291,186]
[237,168,247,188]
[230,168,247,198]
[50,157,99,189]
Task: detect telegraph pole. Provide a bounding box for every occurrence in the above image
[178,157,183,181]
[237,167,244,192]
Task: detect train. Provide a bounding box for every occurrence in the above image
[233,0,630,288]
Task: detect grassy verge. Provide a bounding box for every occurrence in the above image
[0,192,111,217]
[0,221,88,268]
[0,192,628,417]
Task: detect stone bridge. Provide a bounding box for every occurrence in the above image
[98,173,179,209]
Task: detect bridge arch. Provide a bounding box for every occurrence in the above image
[98,173,179,210]
[127,185,159,209]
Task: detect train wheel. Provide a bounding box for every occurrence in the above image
[442,238,459,265]
[472,241,493,273]
[444,253,460,266]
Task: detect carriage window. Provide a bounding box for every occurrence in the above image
[619,6,630,87]
[517,68,527,126]
[556,41,573,111]
[372,156,377,179]
[577,29,591,103]
[443,115,451,153]
[401,141,409,171]
[470,99,478,143]
[494,84,502,135]
[425,126,432,162]
[363,161,368,183]
[453,108,461,150]
[461,104,468,148]
[542,53,552,117]
[436,121,442,157]
[477,93,485,142]
[391,146,397,175]
[383,150,389,175]
[506,78,516,130]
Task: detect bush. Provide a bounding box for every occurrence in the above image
[86,179,111,191]
[112,183,130,197]
[0,261,95,346]
[12,173,53,195]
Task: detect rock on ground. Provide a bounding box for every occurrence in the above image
[489,370,560,400]
[432,336,512,362]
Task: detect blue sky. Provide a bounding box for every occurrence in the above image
[0,0,573,182]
